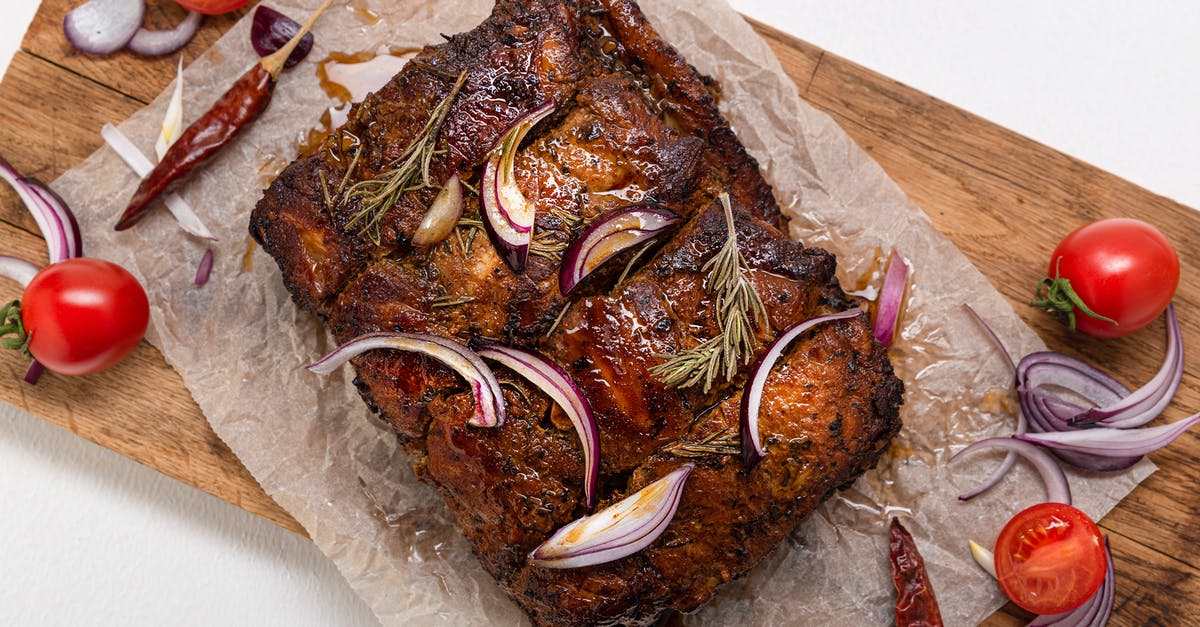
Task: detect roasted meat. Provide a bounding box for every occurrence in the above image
[250,0,904,625]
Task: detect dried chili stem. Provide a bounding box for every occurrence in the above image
[664,427,741,459]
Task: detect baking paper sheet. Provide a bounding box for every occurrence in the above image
[49,0,1152,624]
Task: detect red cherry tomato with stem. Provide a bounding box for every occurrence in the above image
[18,258,149,376]
[1033,218,1179,338]
[994,502,1107,615]
[173,0,252,16]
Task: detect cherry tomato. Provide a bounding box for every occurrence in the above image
[1035,218,1179,338]
[994,502,1106,615]
[20,258,149,376]
[173,0,251,16]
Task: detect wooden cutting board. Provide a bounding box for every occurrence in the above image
[2,2,1197,624]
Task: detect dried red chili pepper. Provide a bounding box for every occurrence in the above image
[114,0,332,231]
[889,518,944,627]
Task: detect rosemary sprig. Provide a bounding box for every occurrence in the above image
[615,240,655,289]
[649,193,767,392]
[454,217,483,258]
[529,230,568,262]
[343,71,467,244]
[318,169,332,208]
[664,427,741,459]
[545,302,571,338]
[431,295,476,309]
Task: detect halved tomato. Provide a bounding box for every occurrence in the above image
[173,0,251,16]
[994,502,1106,615]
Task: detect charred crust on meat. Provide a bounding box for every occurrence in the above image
[249,1,904,625]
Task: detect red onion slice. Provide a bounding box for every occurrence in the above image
[100,123,217,241]
[251,5,315,70]
[951,437,1072,505]
[1016,412,1200,458]
[1077,304,1182,428]
[308,332,505,427]
[529,464,693,569]
[1028,538,1114,627]
[23,361,45,384]
[741,309,864,467]
[1018,352,1129,407]
[126,10,202,57]
[194,248,214,286]
[959,305,1026,500]
[0,157,81,264]
[873,249,908,347]
[475,343,600,507]
[558,206,680,296]
[0,155,76,388]
[0,255,39,287]
[481,101,556,273]
[63,0,145,56]
[957,406,1029,501]
[411,174,463,247]
[1019,388,1142,471]
[963,304,1016,374]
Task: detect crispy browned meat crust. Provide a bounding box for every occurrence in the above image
[250,1,903,625]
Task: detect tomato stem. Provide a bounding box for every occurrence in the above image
[1030,258,1118,332]
[0,299,31,357]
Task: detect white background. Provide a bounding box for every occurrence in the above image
[1,1,1196,625]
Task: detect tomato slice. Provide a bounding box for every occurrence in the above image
[173,0,252,16]
[994,502,1106,615]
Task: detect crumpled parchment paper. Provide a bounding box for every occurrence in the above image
[49,0,1152,624]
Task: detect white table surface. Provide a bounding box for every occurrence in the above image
[1,1,1197,625]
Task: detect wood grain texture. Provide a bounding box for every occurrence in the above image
[2,4,1196,624]
[3,1,301,536]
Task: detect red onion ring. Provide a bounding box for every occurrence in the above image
[529,464,693,569]
[481,101,556,273]
[63,0,145,56]
[741,309,864,467]
[0,255,39,287]
[959,304,1026,500]
[0,156,82,264]
[1016,412,1200,458]
[965,306,1183,473]
[558,206,680,296]
[307,332,505,428]
[951,437,1072,505]
[475,343,600,508]
[126,10,203,57]
[0,157,85,386]
[1077,305,1182,428]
